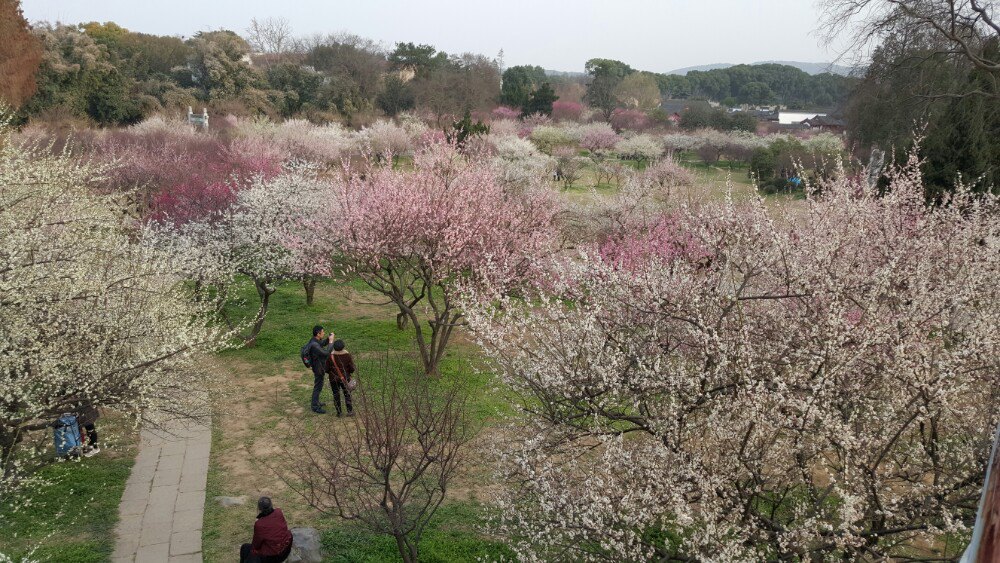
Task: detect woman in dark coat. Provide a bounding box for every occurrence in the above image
[325,339,355,417]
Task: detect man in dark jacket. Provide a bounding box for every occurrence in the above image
[305,325,336,414]
[240,497,293,563]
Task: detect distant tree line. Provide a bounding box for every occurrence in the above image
[577,58,857,113]
[654,64,855,108]
[0,0,860,129]
[0,13,501,127]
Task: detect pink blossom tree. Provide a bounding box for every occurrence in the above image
[465,153,1000,560]
[333,142,561,375]
[577,122,620,154]
[491,106,521,121]
[550,100,584,122]
[609,108,649,132]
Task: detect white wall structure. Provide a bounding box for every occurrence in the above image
[778,111,825,125]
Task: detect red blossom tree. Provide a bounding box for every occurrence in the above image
[550,100,584,122]
[63,121,287,224]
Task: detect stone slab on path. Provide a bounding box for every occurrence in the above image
[112,417,211,563]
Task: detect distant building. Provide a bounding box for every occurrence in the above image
[802,115,847,134]
[779,111,826,125]
[187,106,209,130]
[749,109,779,122]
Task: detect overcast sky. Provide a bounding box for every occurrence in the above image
[21,0,842,73]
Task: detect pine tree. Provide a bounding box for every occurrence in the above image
[521,82,558,117]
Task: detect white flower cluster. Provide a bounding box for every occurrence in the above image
[235,117,356,164]
[466,151,1000,560]
[354,119,427,157]
[488,135,556,191]
[0,114,226,496]
[614,133,665,161]
[145,165,335,342]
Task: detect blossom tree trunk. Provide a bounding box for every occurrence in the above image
[246,276,276,347]
[302,275,317,306]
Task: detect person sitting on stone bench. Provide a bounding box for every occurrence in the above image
[240,496,293,563]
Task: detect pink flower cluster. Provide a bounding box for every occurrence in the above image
[88,126,285,224]
[579,127,620,153]
[492,106,522,121]
[597,214,709,272]
[551,101,584,122]
[609,108,649,132]
[334,141,560,290]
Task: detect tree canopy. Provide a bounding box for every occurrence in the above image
[500,65,546,108]
[0,0,42,108]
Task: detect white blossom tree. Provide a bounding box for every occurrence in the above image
[614,133,664,161]
[147,165,335,345]
[487,134,556,191]
[465,154,1000,561]
[0,115,226,496]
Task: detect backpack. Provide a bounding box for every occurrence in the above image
[300,341,313,369]
[54,414,82,457]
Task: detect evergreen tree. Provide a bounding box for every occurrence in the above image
[584,58,634,119]
[446,110,489,148]
[266,63,322,117]
[500,65,546,108]
[847,33,1000,197]
[521,82,558,117]
[388,42,449,78]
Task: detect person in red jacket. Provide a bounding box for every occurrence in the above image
[240,497,293,563]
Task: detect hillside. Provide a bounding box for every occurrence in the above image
[669,61,855,76]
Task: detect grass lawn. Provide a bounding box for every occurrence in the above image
[554,154,781,207]
[0,425,137,562]
[202,278,511,562]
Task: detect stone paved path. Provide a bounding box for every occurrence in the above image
[111,417,211,563]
